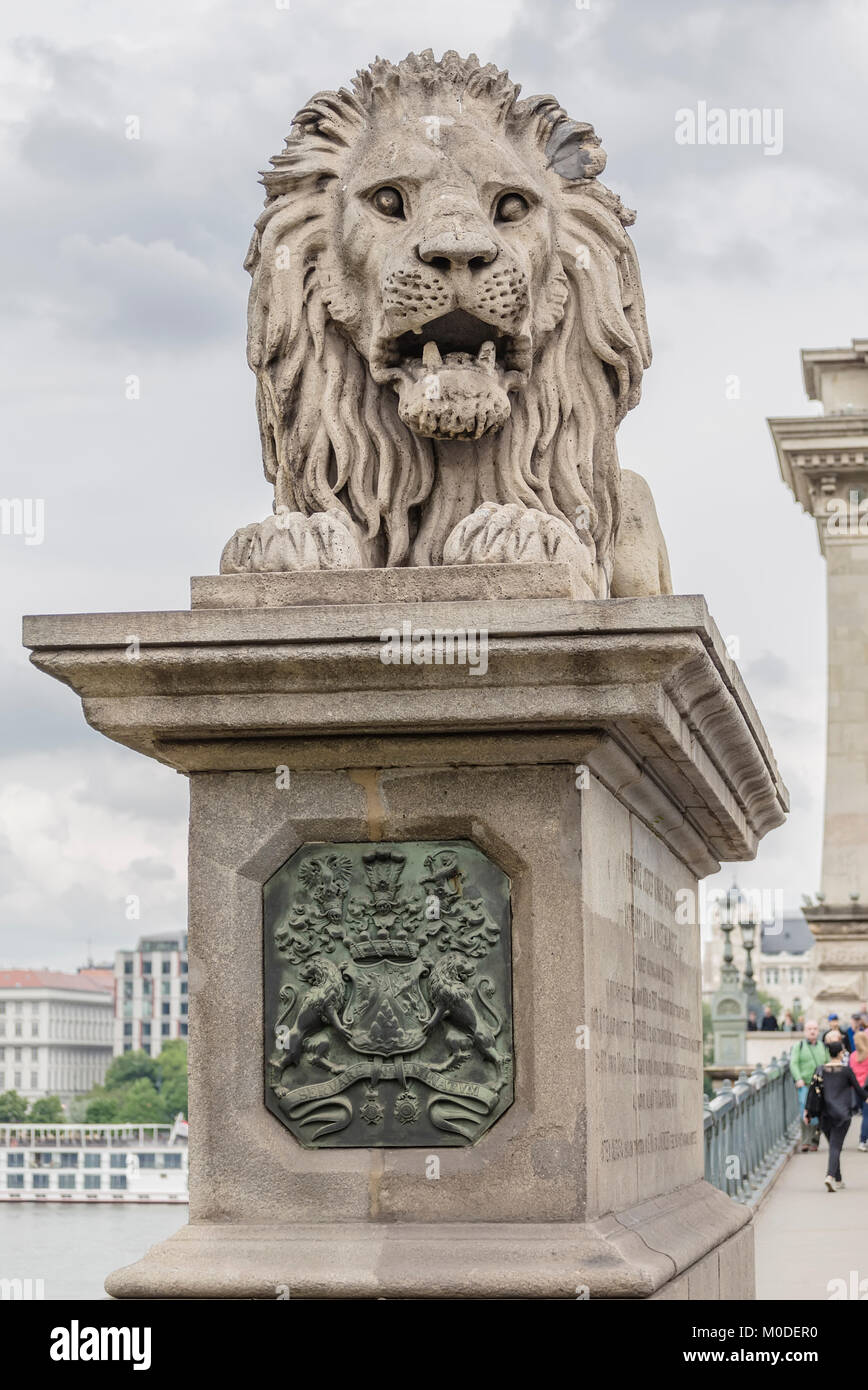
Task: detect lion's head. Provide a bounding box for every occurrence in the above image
[243,50,650,593]
[297,958,338,987]
[432,952,476,985]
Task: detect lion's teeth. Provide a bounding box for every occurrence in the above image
[477,340,496,370]
[422,340,443,369]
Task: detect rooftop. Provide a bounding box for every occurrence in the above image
[0,969,114,995]
[761,912,815,957]
[118,932,187,954]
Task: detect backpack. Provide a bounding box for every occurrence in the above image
[805,1067,825,1119]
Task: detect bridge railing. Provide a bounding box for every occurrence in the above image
[704,1051,799,1203]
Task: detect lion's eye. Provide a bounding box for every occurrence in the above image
[495,193,529,223]
[372,186,405,219]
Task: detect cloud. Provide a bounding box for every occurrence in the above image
[0,746,187,970]
[744,651,793,689]
[19,111,155,187]
[55,234,240,346]
[126,857,176,882]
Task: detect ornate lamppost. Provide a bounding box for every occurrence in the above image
[711,883,750,1067]
[740,909,763,1023]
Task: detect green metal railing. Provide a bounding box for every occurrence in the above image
[704,1051,799,1203]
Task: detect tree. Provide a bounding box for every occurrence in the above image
[78,1041,188,1124]
[29,1096,64,1123]
[161,1074,188,1118]
[702,1001,714,1064]
[103,1050,158,1089]
[157,1039,187,1079]
[85,1097,119,1123]
[0,1090,29,1122]
[156,1040,188,1117]
[115,1078,167,1124]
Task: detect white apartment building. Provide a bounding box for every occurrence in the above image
[0,971,114,1103]
[114,931,189,1056]
[756,915,815,1019]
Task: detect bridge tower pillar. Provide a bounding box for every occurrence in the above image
[770,340,868,1019]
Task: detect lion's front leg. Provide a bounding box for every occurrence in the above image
[443,502,596,596]
[220,507,364,574]
[421,1002,446,1036]
[323,1002,353,1043]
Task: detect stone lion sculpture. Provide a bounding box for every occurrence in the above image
[221,50,671,599]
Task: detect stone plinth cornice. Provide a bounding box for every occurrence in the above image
[23,587,787,877]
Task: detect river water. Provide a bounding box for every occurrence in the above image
[0,1205,187,1300]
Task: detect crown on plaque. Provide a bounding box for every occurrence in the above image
[341,849,423,960]
[347,937,419,962]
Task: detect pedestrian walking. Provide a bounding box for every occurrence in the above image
[789,1021,828,1152]
[804,1039,868,1191]
[760,1004,779,1031]
[848,1024,868,1153]
[823,1013,843,1045]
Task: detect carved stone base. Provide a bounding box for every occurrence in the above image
[105,1183,753,1300]
[802,905,868,1020]
[23,575,785,1300]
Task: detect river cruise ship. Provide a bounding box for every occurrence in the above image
[0,1117,188,1203]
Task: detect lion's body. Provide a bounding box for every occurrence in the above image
[425,952,503,1065]
[283,958,348,1067]
[610,470,673,597]
[222,50,671,599]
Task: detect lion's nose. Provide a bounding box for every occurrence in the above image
[417,227,498,272]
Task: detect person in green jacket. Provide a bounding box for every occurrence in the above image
[790,1020,829,1151]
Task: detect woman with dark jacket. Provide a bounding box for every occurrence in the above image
[849,1026,868,1151]
[805,1039,868,1191]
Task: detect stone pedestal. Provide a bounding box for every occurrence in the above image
[23,567,786,1298]
[801,907,868,1021]
[711,969,748,1069]
[770,342,868,1018]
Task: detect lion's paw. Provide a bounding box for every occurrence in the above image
[220,508,364,573]
[443,502,595,594]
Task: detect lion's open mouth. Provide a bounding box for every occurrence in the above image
[371,308,531,442]
[390,309,524,376]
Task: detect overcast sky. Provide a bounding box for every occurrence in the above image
[1,0,865,968]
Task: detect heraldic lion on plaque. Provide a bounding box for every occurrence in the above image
[264,841,513,1147]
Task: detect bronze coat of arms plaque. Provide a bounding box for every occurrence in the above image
[264,840,514,1147]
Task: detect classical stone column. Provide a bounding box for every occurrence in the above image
[769,340,868,1018]
[24,568,786,1298]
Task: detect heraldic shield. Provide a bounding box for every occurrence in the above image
[263,840,514,1147]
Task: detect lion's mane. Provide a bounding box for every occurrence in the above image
[244,50,650,594]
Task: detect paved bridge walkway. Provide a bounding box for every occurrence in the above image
[755,1126,868,1299]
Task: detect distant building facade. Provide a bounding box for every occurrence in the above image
[756,915,815,1019]
[702,912,816,1020]
[0,971,114,1103]
[114,931,189,1056]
